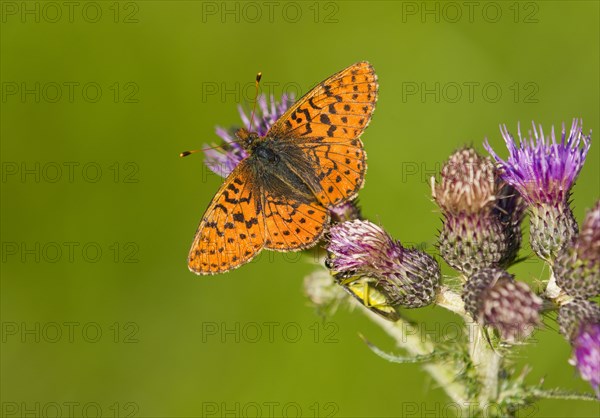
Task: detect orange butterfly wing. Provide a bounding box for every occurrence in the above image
[267,61,378,206]
[188,162,264,275]
[300,141,366,206]
[261,192,329,251]
[189,62,377,274]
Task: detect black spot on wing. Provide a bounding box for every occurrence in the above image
[308,97,321,110]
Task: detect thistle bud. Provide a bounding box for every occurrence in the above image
[463,268,542,341]
[529,204,579,264]
[554,201,600,299]
[557,298,600,342]
[494,182,526,267]
[326,220,441,310]
[433,148,523,275]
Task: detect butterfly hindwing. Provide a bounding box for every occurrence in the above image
[299,140,366,206]
[262,192,329,251]
[188,162,265,275]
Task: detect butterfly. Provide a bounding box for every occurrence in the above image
[188,61,378,274]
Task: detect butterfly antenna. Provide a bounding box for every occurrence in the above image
[248,72,262,132]
[182,72,262,158]
[179,149,203,158]
[180,144,226,157]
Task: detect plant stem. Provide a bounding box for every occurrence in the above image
[468,321,501,412]
[435,286,468,317]
[361,287,504,415]
[437,286,502,412]
[362,305,473,410]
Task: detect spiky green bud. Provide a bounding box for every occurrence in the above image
[558,298,600,342]
[554,201,600,298]
[529,203,578,264]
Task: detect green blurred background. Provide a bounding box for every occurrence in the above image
[1,1,599,417]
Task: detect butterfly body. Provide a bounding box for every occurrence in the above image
[253,140,321,202]
[188,62,378,275]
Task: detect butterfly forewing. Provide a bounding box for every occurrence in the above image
[267,61,377,206]
[188,162,265,274]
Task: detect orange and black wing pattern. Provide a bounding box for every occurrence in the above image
[267,61,378,206]
[261,192,329,251]
[188,162,264,275]
[188,62,377,275]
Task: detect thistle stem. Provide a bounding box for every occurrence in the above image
[468,321,501,412]
[437,286,504,411]
[435,286,468,317]
[359,286,507,414]
[362,305,472,410]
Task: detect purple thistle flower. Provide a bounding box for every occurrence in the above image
[484,119,591,206]
[327,220,440,308]
[485,119,591,263]
[327,220,398,273]
[203,94,295,178]
[203,127,248,178]
[571,322,600,397]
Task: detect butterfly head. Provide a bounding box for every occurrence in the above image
[236,128,260,151]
